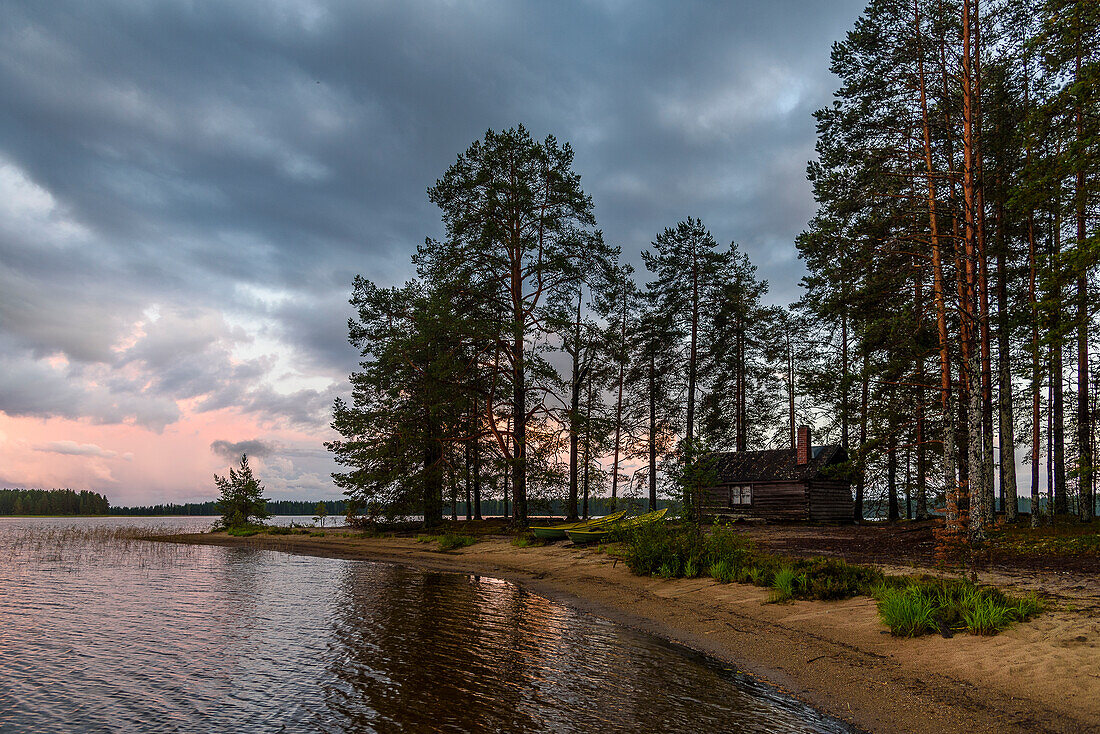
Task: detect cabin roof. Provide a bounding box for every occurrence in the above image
[709,445,848,484]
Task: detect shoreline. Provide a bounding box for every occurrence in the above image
[159,531,1099,734]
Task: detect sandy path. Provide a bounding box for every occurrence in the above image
[161,532,1100,734]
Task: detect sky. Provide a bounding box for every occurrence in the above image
[0,0,867,505]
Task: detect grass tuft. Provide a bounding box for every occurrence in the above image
[683,557,699,578]
[875,586,936,637]
[437,532,477,551]
[770,567,798,603]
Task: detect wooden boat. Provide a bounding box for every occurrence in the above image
[565,508,669,544]
[528,510,627,540]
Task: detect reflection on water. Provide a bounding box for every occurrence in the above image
[0,518,855,733]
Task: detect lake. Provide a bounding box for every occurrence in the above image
[0,517,856,733]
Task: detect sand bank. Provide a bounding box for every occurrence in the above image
[161,531,1099,734]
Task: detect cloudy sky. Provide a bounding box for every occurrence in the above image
[0,0,866,505]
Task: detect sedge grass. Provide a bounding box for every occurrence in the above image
[618,521,1043,637]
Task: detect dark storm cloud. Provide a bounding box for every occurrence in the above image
[210,439,277,461]
[0,0,866,430]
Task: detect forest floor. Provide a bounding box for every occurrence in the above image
[162,520,1100,734]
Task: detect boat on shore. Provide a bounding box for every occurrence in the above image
[529,510,627,540]
[565,508,669,544]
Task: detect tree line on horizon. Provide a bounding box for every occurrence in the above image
[329,0,1098,538]
[0,488,110,516]
[110,499,348,517]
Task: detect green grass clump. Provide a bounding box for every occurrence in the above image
[875,586,937,637]
[657,559,679,578]
[709,559,734,583]
[617,521,1043,639]
[770,567,798,602]
[267,526,293,535]
[309,531,325,537]
[512,535,545,548]
[437,533,477,551]
[872,578,1044,637]
[226,524,264,537]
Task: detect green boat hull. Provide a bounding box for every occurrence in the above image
[528,510,626,541]
[530,525,570,540]
[565,508,669,544]
[564,527,611,544]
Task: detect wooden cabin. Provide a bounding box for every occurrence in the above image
[700,426,854,523]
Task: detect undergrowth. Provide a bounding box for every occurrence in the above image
[619,521,1043,636]
[418,532,478,551]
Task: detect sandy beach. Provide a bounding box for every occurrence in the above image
[161,530,1100,734]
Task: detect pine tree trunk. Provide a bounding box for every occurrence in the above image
[1029,211,1042,527]
[582,380,592,520]
[841,307,850,452]
[1052,218,1067,515]
[512,331,527,526]
[996,202,1018,521]
[787,329,795,450]
[685,250,699,503]
[962,0,986,542]
[972,0,995,526]
[1076,43,1093,520]
[649,353,658,511]
[887,423,900,522]
[472,406,483,521]
[567,288,582,521]
[464,431,473,521]
[610,280,628,508]
[915,0,955,526]
[855,353,869,522]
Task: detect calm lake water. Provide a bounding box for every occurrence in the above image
[0,517,856,733]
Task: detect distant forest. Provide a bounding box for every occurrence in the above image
[0,488,110,516]
[110,500,347,516]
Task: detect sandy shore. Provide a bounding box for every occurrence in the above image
[161,531,1100,734]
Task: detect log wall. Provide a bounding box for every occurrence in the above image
[701,481,854,522]
[807,480,854,522]
[700,482,809,521]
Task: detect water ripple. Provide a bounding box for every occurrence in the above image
[0,518,855,733]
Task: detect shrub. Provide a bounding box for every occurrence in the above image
[657,560,678,579]
[438,533,477,551]
[226,523,264,537]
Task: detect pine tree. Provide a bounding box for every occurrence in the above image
[215,454,269,529]
[420,126,599,526]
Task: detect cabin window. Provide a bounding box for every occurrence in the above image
[728,485,752,507]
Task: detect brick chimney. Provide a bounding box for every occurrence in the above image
[796,425,811,465]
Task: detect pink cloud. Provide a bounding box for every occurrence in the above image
[0,403,338,505]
